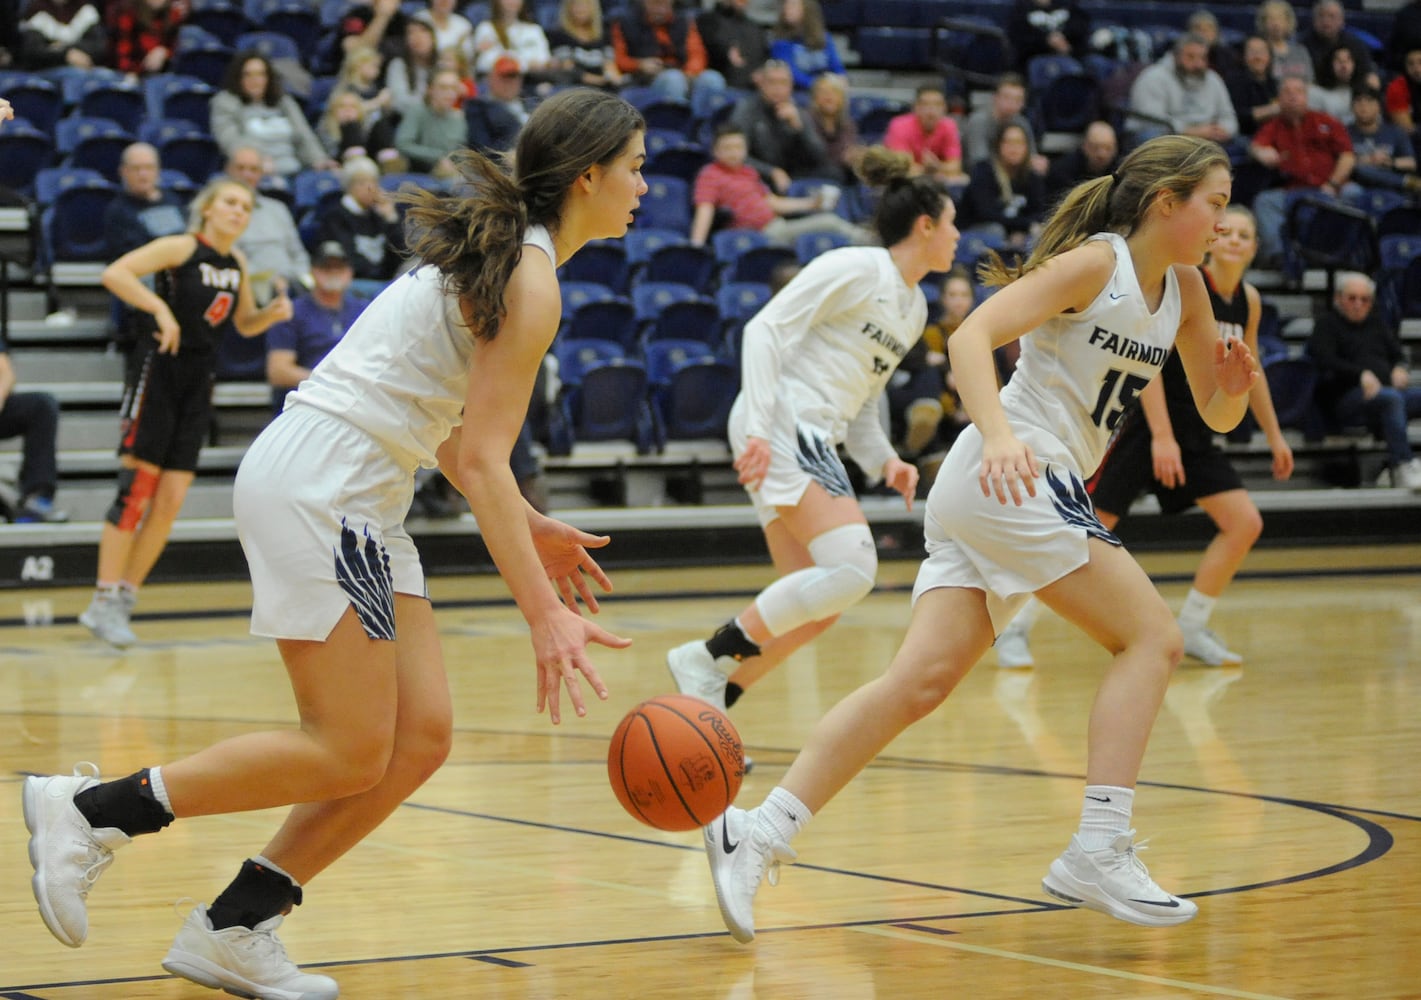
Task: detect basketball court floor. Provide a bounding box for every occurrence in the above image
[1,546,1418,998]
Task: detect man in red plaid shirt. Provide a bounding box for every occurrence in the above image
[107,0,188,76]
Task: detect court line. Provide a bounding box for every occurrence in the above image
[852,922,1297,1000]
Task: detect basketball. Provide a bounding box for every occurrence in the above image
[607,695,744,831]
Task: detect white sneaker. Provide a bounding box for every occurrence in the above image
[22,763,132,947]
[79,590,137,649]
[1041,831,1198,927]
[994,628,1034,669]
[667,641,731,714]
[161,904,339,1000]
[1181,625,1242,666]
[1399,458,1421,491]
[703,806,796,943]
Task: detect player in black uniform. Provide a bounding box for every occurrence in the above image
[82,178,294,647]
[996,205,1294,668]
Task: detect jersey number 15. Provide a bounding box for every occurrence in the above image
[1090,368,1150,430]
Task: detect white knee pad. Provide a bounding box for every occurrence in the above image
[755,523,878,636]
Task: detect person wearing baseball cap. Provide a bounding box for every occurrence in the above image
[265,241,370,416]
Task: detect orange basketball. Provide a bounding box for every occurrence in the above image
[607,695,744,831]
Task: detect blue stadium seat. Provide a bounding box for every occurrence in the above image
[562,298,638,349]
[0,73,63,132]
[556,360,659,453]
[644,142,709,184]
[793,229,851,265]
[40,177,118,268]
[0,121,55,197]
[637,175,691,233]
[1263,357,1325,441]
[76,77,147,133]
[724,244,798,285]
[711,228,768,266]
[171,39,236,88]
[559,281,618,320]
[715,281,771,326]
[292,169,344,215]
[141,120,223,185]
[55,116,136,182]
[641,339,717,386]
[553,337,625,387]
[624,226,686,267]
[640,99,694,136]
[257,0,325,62]
[188,0,253,45]
[642,242,716,288]
[235,30,303,63]
[653,357,739,442]
[144,74,217,130]
[559,240,629,293]
[34,166,107,207]
[853,27,934,70]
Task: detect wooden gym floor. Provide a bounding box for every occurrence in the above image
[1,546,1418,999]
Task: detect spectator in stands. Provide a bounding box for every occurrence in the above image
[395,68,469,177]
[266,241,371,416]
[385,16,438,119]
[612,0,726,112]
[1299,0,1378,92]
[1185,9,1238,80]
[1390,0,1421,74]
[1045,119,1119,201]
[211,51,339,179]
[334,45,394,125]
[1006,0,1089,71]
[105,0,184,76]
[0,331,67,523]
[907,267,977,460]
[1256,0,1313,84]
[435,42,478,106]
[698,0,767,91]
[729,59,838,192]
[769,0,842,91]
[1227,35,1281,137]
[1307,272,1421,490]
[1348,88,1421,194]
[962,73,1045,173]
[318,87,400,165]
[1127,33,1238,145]
[86,177,293,647]
[546,0,623,90]
[884,83,967,185]
[16,0,104,71]
[1249,75,1357,267]
[471,0,552,85]
[105,142,186,260]
[1386,47,1421,139]
[688,123,869,248]
[105,142,188,354]
[805,72,864,185]
[959,122,1046,249]
[1309,44,1364,124]
[224,146,311,302]
[467,55,530,154]
[336,0,408,66]
[318,156,405,294]
[413,0,475,63]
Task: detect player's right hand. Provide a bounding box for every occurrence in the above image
[734,437,772,491]
[531,607,629,725]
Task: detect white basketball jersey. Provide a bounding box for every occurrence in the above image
[738,245,927,477]
[289,225,556,469]
[999,233,1182,475]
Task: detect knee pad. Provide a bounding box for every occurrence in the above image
[755,523,878,636]
[106,466,158,530]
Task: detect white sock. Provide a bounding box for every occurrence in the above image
[147,765,175,817]
[1178,589,1216,632]
[1004,596,1041,635]
[759,787,812,843]
[252,854,302,890]
[1077,785,1134,851]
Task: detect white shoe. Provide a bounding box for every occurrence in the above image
[22,763,132,947]
[1181,625,1242,666]
[703,806,796,943]
[79,590,137,649]
[1041,831,1198,927]
[1399,458,1421,491]
[667,641,731,714]
[162,904,339,1000]
[994,628,1034,669]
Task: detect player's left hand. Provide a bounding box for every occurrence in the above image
[1215,337,1258,397]
[881,457,918,510]
[529,513,614,613]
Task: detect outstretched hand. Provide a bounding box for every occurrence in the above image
[529,513,615,613]
[1215,337,1258,398]
[531,605,630,725]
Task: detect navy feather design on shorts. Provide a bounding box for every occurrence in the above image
[335,519,396,640]
[795,425,853,498]
[1045,466,1121,546]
